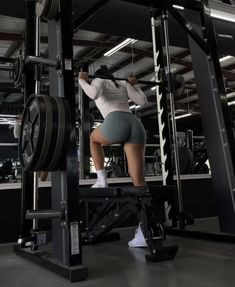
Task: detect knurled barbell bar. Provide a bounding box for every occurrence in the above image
[8,55,185,97]
[75,62,185,97]
[76,73,185,98]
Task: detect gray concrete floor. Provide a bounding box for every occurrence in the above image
[1,227,235,287]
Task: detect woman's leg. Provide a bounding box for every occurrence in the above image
[124,143,146,186]
[90,127,111,170]
[90,127,111,187]
[124,143,147,247]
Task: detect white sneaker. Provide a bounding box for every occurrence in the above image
[128,226,147,248]
[91,181,108,188]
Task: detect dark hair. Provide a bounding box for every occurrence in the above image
[94,65,119,88]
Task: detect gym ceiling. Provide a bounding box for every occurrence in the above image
[0,0,235,133]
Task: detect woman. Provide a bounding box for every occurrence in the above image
[78,65,148,187]
[79,66,148,248]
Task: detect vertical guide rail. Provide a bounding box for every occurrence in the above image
[161,10,183,217]
[150,9,174,225]
[32,16,41,231]
[151,15,167,185]
[35,17,41,94]
[150,13,173,186]
[19,0,36,244]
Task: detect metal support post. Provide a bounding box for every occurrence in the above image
[47,0,85,268]
[19,0,36,244]
[185,0,235,233]
[78,62,91,179]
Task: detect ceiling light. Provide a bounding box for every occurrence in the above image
[0,121,16,125]
[172,5,184,10]
[175,112,192,120]
[210,9,235,23]
[0,114,17,118]
[207,1,235,24]
[173,2,235,24]
[227,92,235,99]
[104,38,137,57]
[228,101,235,106]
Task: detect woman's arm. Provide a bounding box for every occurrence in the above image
[78,73,104,100]
[125,78,148,106]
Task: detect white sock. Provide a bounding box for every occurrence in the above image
[91,169,107,188]
[97,169,107,182]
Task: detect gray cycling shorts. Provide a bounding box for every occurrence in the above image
[100,111,146,144]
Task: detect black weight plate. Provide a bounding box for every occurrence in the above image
[46,97,66,170]
[33,95,54,171]
[42,96,60,171]
[47,97,71,170]
[15,56,23,86]
[11,56,23,86]
[19,95,47,170]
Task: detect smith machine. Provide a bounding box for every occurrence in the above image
[12,0,235,282]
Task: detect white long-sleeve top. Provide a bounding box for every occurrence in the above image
[78,78,148,118]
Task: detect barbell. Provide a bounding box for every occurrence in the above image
[8,55,185,97]
[82,73,185,98]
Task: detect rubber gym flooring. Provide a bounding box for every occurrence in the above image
[0,226,235,287]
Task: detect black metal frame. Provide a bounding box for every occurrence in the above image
[122,0,235,234]
[151,0,235,234]
[16,0,235,282]
[183,1,235,233]
[80,185,178,262]
[78,62,92,179]
[73,0,110,32]
[47,0,86,269]
[16,0,88,282]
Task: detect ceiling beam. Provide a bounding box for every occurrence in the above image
[2,32,235,80]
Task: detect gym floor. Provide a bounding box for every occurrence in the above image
[1,226,235,287]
